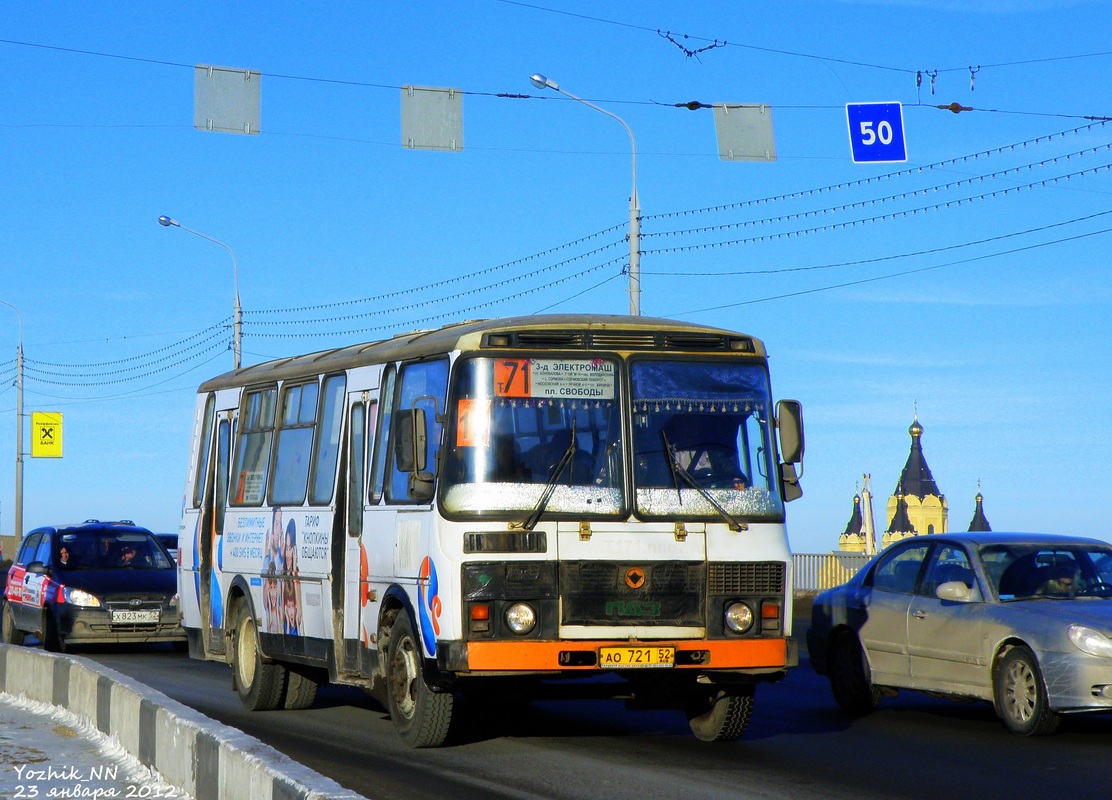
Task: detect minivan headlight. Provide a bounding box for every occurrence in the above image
[63,587,102,608]
[1068,625,1112,657]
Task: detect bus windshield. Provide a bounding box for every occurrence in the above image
[630,359,783,521]
[442,356,624,516]
[441,355,782,521]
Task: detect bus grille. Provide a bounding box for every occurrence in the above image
[708,562,785,594]
[560,561,705,626]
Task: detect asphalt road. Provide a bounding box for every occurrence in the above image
[73,614,1112,800]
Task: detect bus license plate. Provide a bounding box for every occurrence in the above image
[112,610,160,624]
[598,645,675,669]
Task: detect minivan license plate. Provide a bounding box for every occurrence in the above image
[112,610,159,624]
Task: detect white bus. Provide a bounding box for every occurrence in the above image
[178,314,804,746]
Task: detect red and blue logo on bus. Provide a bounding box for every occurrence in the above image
[417,556,442,657]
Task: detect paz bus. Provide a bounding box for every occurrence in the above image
[178,314,805,746]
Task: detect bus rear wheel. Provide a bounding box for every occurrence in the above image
[685,685,754,742]
[385,613,453,747]
[233,602,286,711]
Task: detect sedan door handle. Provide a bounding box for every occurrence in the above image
[911,609,928,619]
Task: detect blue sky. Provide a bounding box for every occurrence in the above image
[1,2,1109,554]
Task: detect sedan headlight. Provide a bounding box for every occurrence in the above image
[63,587,102,608]
[1068,625,1112,658]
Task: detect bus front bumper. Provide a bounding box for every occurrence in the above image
[439,637,796,674]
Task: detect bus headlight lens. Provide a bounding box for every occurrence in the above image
[505,603,537,635]
[725,602,754,634]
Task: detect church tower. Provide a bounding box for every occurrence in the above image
[839,493,866,553]
[967,489,991,532]
[882,489,917,547]
[885,414,948,536]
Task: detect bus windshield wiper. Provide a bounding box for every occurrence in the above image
[663,432,745,532]
[518,423,577,531]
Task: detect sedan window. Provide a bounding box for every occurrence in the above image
[920,545,975,598]
[870,543,931,594]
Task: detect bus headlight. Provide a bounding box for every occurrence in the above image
[505,603,537,635]
[724,602,754,634]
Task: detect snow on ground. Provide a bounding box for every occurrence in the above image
[0,691,191,799]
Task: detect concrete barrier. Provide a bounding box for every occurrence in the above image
[0,645,369,800]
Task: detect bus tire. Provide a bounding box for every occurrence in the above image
[686,686,754,742]
[2,603,25,646]
[233,602,286,711]
[284,668,320,710]
[385,613,453,747]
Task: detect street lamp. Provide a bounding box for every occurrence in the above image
[0,299,23,540]
[529,73,641,316]
[158,216,243,369]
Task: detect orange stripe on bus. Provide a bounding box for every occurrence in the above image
[465,638,788,672]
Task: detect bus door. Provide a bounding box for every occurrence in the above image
[201,414,232,655]
[341,390,377,675]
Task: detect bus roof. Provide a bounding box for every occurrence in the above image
[197,314,767,392]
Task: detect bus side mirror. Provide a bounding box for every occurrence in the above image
[776,400,804,502]
[394,408,428,473]
[776,400,804,464]
[395,408,435,501]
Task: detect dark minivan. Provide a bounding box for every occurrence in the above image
[2,520,184,652]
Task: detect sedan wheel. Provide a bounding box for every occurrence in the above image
[995,646,1060,736]
[829,632,881,715]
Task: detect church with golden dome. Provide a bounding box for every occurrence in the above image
[838,414,991,554]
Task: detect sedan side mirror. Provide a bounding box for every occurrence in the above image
[936,580,973,602]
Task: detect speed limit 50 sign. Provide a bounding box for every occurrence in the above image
[846,102,907,163]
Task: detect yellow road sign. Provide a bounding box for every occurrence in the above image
[31,412,63,458]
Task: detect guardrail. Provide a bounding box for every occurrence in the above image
[0,645,366,800]
[792,552,871,592]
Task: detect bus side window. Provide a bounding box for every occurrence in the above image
[271,381,319,505]
[192,394,216,509]
[232,386,277,506]
[347,402,366,537]
[310,374,347,505]
[215,419,231,533]
[370,366,396,504]
[387,358,449,503]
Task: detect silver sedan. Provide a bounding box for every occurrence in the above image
[807,532,1112,735]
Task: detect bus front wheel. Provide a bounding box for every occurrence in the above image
[385,613,454,747]
[233,602,286,711]
[685,685,754,742]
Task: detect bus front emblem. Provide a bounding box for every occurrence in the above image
[625,568,646,589]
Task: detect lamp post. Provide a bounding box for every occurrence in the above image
[529,74,641,316]
[0,299,23,540]
[158,216,242,369]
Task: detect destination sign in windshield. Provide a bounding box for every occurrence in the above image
[494,358,615,400]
